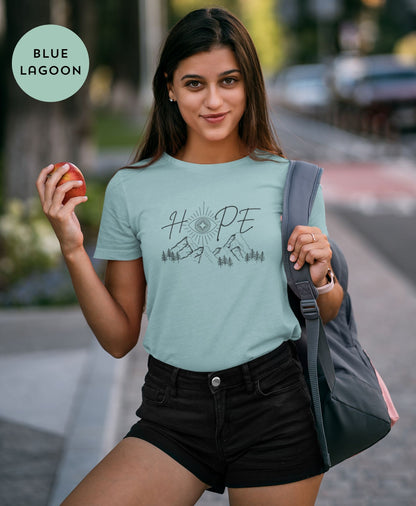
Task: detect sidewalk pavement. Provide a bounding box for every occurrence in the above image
[1,208,415,506]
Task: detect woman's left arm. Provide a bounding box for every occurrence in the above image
[287,225,344,324]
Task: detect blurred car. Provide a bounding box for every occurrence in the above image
[327,54,416,134]
[269,63,331,116]
[351,65,416,130]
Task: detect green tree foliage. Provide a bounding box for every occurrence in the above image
[372,0,416,54]
[239,0,286,75]
[169,0,285,75]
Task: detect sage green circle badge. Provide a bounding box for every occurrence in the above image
[12,24,89,102]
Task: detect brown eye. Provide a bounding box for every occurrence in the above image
[223,77,237,85]
[186,80,201,89]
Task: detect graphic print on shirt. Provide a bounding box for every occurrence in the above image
[161,202,265,267]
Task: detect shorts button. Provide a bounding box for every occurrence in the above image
[211,376,221,387]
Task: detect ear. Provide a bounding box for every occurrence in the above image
[164,72,176,102]
[167,84,176,102]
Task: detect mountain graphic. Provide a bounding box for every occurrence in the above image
[171,237,193,258]
[163,234,264,266]
[167,237,204,263]
[212,234,250,261]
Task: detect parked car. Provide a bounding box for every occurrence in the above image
[327,54,416,134]
[269,63,331,116]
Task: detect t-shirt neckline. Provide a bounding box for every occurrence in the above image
[163,152,252,169]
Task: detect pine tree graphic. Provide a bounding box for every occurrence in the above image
[162,251,167,262]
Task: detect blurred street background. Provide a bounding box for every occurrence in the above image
[0,0,415,505]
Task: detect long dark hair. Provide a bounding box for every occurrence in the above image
[130,7,284,166]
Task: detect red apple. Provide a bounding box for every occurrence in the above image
[50,162,86,204]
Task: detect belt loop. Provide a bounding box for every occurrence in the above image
[170,367,179,397]
[242,363,254,393]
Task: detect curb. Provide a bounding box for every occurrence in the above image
[47,340,127,505]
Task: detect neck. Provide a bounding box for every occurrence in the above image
[175,136,249,164]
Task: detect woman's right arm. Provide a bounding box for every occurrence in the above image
[36,164,146,358]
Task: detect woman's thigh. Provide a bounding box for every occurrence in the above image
[61,437,209,506]
[228,474,324,506]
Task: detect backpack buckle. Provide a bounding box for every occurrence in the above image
[300,299,320,320]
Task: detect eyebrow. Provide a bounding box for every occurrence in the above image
[180,69,241,81]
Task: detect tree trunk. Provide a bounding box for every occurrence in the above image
[4,0,95,202]
[106,0,142,114]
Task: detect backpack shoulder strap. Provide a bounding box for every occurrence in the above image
[282,160,323,301]
[283,160,323,227]
[282,159,333,468]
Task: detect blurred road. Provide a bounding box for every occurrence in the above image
[1,109,416,505]
[272,106,416,163]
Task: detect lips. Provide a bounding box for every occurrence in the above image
[201,112,229,123]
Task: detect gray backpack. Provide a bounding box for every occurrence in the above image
[282,160,396,468]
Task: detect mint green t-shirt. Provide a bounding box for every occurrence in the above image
[94,153,328,371]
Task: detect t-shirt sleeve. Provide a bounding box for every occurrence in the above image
[308,184,328,236]
[93,172,142,260]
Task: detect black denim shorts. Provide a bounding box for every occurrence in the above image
[125,340,325,494]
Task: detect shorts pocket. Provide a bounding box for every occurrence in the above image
[255,358,303,397]
[141,381,169,406]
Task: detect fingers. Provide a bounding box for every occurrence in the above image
[287,225,331,271]
[36,163,55,202]
[43,163,70,207]
[37,162,68,208]
[51,180,86,209]
[37,163,86,213]
[35,164,87,255]
[60,194,88,214]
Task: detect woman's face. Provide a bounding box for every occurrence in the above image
[168,46,246,147]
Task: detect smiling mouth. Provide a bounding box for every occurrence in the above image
[201,112,229,123]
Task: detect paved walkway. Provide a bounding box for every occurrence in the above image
[1,207,415,505]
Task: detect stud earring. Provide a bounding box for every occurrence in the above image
[169,98,174,102]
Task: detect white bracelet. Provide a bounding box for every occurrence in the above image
[315,269,335,295]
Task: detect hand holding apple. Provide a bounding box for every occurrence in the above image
[36,162,88,257]
[48,162,86,204]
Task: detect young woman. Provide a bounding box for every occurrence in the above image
[37,7,343,506]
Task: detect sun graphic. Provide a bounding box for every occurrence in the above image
[186,203,218,245]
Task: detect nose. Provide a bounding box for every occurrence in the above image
[205,85,223,109]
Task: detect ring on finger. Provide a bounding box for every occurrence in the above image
[310,233,317,242]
